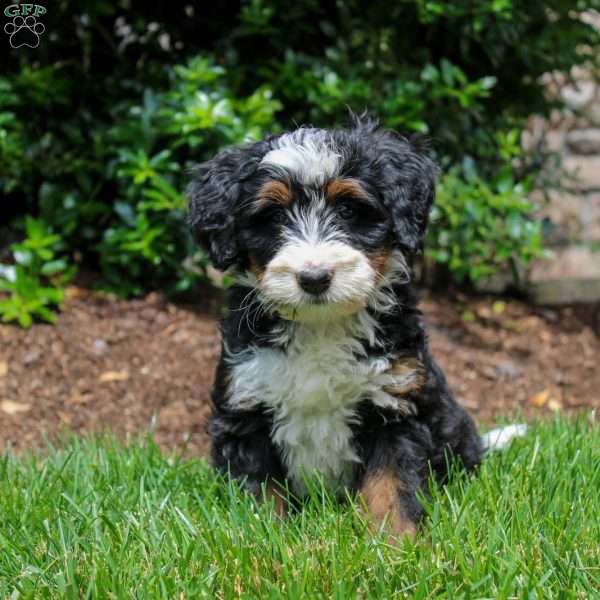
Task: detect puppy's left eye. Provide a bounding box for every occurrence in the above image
[337,200,382,224]
[338,203,357,220]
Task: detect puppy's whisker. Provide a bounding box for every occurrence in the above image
[230,287,259,314]
[249,300,267,333]
[236,289,263,338]
[246,296,268,337]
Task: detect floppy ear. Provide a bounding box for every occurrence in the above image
[378,133,439,255]
[187,147,257,271]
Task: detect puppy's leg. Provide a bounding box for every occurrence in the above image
[355,420,431,542]
[358,468,417,540]
[421,359,483,480]
[263,479,289,518]
[210,410,289,515]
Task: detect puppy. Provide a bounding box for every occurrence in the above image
[187,116,483,540]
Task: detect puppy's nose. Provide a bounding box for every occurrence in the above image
[297,268,333,295]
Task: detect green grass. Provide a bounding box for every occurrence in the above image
[1,418,599,599]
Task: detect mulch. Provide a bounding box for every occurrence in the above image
[1,286,599,455]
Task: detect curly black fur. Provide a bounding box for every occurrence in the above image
[187,115,482,531]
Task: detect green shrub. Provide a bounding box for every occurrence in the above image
[429,171,543,283]
[1,0,598,325]
[230,0,599,175]
[0,81,27,197]
[95,56,280,295]
[0,218,74,327]
[428,130,543,282]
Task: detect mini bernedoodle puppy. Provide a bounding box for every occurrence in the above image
[187,115,512,540]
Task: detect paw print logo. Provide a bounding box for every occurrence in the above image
[4,15,45,48]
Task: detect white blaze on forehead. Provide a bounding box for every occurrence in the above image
[285,197,340,244]
[261,130,340,186]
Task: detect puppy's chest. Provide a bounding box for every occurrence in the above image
[227,324,417,494]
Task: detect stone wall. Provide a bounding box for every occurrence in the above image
[522,56,600,304]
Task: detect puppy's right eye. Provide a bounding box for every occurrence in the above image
[251,205,287,226]
[271,209,287,224]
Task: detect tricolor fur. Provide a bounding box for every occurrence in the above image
[188,116,488,539]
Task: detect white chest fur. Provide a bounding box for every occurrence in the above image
[226,316,414,494]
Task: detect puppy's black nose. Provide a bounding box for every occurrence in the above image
[297,268,332,295]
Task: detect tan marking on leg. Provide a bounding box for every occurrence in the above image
[325,178,369,202]
[384,357,426,396]
[358,469,416,541]
[257,180,292,208]
[264,480,288,518]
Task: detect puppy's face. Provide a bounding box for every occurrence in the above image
[239,154,396,322]
[188,121,437,323]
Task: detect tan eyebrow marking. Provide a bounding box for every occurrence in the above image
[326,178,368,202]
[256,180,292,207]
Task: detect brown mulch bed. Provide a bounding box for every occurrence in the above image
[1,287,599,455]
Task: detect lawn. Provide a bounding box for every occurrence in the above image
[1,417,598,598]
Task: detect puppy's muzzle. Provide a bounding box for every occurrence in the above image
[296,267,333,296]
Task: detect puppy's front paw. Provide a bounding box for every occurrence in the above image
[262,480,290,519]
[358,469,417,543]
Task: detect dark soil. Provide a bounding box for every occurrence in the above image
[1,286,598,455]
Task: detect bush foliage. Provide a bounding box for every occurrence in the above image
[1,0,599,324]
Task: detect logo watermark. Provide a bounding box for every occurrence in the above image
[4,4,46,48]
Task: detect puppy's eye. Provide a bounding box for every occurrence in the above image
[337,199,384,227]
[250,205,287,227]
[338,203,357,220]
[270,209,287,224]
